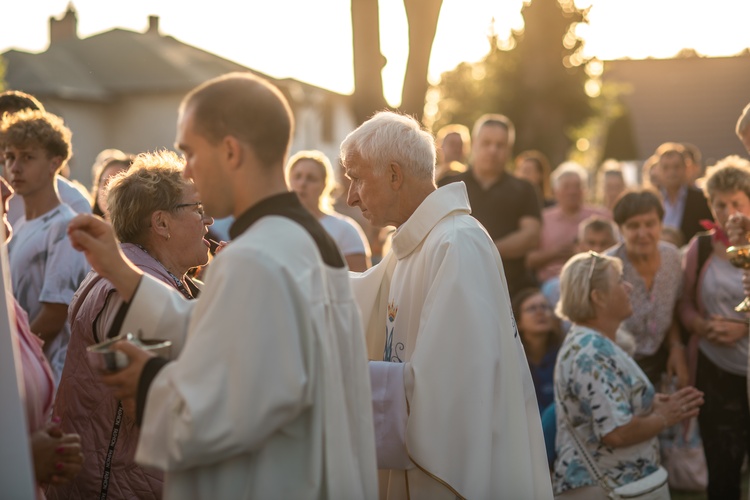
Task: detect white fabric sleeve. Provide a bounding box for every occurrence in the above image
[369,360,413,470]
[58,176,93,214]
[120,275,194,357]
[135,251,313,471]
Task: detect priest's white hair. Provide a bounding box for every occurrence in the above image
[340,111,435,181]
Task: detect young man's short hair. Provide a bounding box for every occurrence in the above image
[0,110,72,167]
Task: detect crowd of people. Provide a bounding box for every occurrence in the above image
[1,78,750,500]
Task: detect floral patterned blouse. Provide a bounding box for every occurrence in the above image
[606,241,683,358]
[553,325,660,495]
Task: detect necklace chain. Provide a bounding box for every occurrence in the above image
[135,244,192,299]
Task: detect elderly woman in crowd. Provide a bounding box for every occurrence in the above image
[0,177,83,497]
[678,155,750,500]
[90,150,134,219]
[286,149,371,272]
[606,189,688,386]
[553,251,704,498]
[527,162,610,289]
[48,151,213,499]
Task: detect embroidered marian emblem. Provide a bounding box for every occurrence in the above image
[383,300,404,362]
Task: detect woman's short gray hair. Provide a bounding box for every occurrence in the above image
[108,150,191,243]
[340,111,435,182]
[556,251,623,323]
[704,155,750,204]
[551,161,588,191]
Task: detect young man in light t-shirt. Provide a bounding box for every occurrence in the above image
[0,110,90,385]
[0,91,92,227]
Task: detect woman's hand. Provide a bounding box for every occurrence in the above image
[652,386,704,427]
[726,213,750,246]
[30,429,83,484]
[705,315,748,346]
[666,343,689,389]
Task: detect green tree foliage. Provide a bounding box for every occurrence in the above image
[430,0,593,167]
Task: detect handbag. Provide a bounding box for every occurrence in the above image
[555,354,669,499]
[658,376,707,492]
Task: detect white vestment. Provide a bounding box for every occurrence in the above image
[119,214,378,500]
[351,182,552,500]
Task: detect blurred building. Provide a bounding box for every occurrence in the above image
[2,5,354,187]
[602,52,750,167]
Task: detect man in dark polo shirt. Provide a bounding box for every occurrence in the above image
[439,114,541,297]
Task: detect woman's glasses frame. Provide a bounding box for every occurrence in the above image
[174,202,205,218]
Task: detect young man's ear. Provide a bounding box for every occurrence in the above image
[49,156,64,176]
[222,136,243,170]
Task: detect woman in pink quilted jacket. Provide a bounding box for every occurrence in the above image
[47,151,213,499]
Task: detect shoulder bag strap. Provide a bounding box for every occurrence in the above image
[555,351,618,498]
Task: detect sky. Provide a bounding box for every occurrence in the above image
[2,0,749,106]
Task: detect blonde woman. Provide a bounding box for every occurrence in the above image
[286,150,371,271]
[553,251,703,498]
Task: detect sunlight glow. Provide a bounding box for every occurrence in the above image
[1,0,748,107]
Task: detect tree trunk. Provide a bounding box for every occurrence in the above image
[401,0,442,123]
[351,0,388,124]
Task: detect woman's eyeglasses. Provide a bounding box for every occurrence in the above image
[522,302,552,314]
[174,202,205,218]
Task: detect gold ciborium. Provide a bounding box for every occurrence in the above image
[726,244,750,312]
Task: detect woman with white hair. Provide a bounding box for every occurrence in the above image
[286,150,371,271]
[553,251,704,498]
[526,162,610,288]
[678,155,750,499]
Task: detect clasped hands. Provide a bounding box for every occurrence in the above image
[652,386,704,428]
[32,420,83,485]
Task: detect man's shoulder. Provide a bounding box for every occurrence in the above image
[437,170,471,187]
[426,212,495,251]
[58,180,93,214]
[685,185,710,205]
[26,204,76,232]
[501,172,536,191]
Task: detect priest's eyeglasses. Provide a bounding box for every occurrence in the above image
[174,202,205,218]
